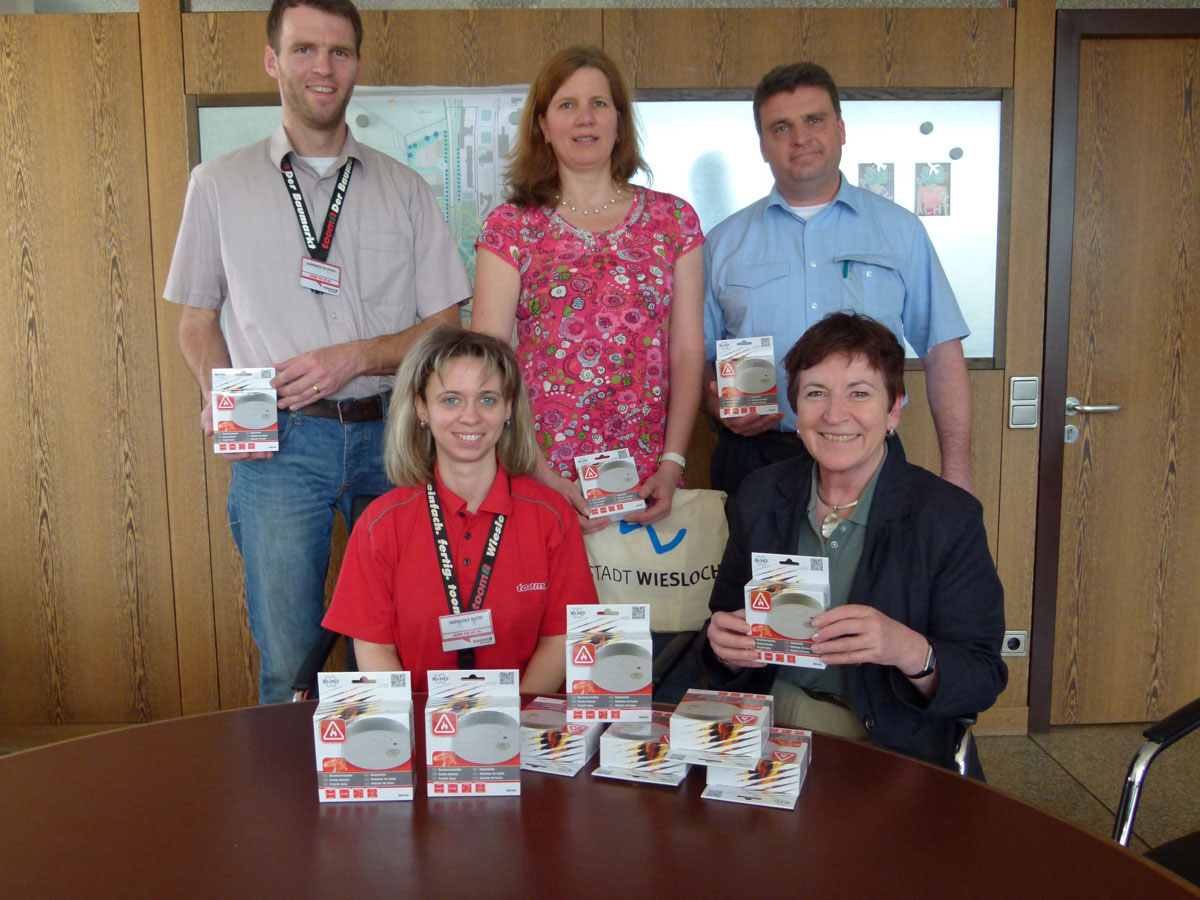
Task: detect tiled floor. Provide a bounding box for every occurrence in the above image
[977,723,1200,855]
[2,721,1197,861]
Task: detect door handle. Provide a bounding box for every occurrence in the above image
[1065,396,1122,416]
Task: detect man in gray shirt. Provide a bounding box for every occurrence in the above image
[165,0,469,703]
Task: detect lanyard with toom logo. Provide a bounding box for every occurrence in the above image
[425,480,507,668]
[280,154,352,295]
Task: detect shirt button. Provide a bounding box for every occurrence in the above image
[809,261,817,267]
[830,540,839,548]
[865,270,873,278]
[864,716,875,731]
[464,532,472,540]
[463,558,471,566]
[811,303,818,309]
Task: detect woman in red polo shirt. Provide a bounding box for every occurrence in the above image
[324,327,597,692]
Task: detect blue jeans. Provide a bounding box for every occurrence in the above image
[228,405,393,704]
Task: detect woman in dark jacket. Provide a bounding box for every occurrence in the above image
[701,313,1006,773]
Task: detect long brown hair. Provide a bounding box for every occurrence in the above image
[506,45,648,208]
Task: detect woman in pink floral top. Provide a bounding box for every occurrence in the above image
[472,46,705,532]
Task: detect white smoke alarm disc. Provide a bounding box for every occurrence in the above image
[231,392,276,429]
[596,460,639,493]
[733,357,776,394]
[343,717,412,770]
[452,710,519,765]
[675,699,741,721]
[591,642,652,693]
[767,590,825,640]
[609,720,668,742]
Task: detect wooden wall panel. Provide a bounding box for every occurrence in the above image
[182,9,604,94]
[993,0,1055,719]
[605,8,1014,90]
[141,0,220,715]
[0,15,177,723]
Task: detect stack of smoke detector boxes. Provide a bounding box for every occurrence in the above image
[593,709,691,786]
[667,689,774,768]
[211,367,278,454]
[574,449,646,520]
[312,671,413,803]
[519,696,602,777]
[425,669,521,797]
[744,553,831,669]
[565,604,653,723]
[703,726,813,809]
[715,337,778,419]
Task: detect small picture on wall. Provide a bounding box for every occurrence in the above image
[915,163,951,216]
[857,163,895,200]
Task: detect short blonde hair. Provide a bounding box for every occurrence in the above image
[386,328,539,486]
[506,45,648,208]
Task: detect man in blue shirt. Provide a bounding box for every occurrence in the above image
[703,62,972,496]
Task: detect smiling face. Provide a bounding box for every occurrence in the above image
[537,66,619,175]
[414,358,512,472]
[758,85,846,205]
[794,352,901,486]
[264,4,360,140]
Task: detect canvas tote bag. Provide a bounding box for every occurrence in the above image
[583,488,728,632]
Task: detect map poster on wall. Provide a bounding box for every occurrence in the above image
[914,162,952,217]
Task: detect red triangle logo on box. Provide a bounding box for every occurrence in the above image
[771,750,797,763]
[732,714,755,725]
[720,361,736,378]
[581,465,599,481]
[216,394,235,411]
[321,718,347,742]
[750,590,772,611]
[572,643,596,666]
[432,711,458,735]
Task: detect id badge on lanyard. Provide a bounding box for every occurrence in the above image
[425,481,507,666]
[281,155,352,296]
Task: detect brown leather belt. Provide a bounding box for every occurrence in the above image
[301,394,386,424]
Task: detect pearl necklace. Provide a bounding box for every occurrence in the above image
[557,187,623,217]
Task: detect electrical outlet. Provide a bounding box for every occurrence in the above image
[1002,631,1028,657]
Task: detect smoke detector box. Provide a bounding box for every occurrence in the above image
[425,669,521,797]
[565,604,653,723]
[593,709,691,787]
[211,368,278,454]
[715,337,779,418]
[744,553,831,670]
[574,449,646,520]
[667,689,773,767]
[313,671,413,803]
[703,727,812,809]
[519,696,602,777]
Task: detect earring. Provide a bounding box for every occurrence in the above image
[505,418,511,426]
[419,419,428,429]
[887,427,895,436]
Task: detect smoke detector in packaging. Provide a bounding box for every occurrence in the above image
[592,710,691,787]
[425,669,521,797]
[667,689,773,767]
[715,337,778,418]
[312,671,413,802]
[703,727,812,809]
[211,368,279,453]
[574,449,646,519]
[565,604,653,723]
[744,553,831,668]
[519,696,602,777]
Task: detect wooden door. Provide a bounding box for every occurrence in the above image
[1049,32,1200,723]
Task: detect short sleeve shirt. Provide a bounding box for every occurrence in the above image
[164,125,470,399]
[322,467,598,691]
[703,178,969,431]
[476,188,704,479]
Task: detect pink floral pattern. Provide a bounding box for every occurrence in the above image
[477,188,704,480]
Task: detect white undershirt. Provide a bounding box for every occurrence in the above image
[298,156,339,177]
[787,201,833,221]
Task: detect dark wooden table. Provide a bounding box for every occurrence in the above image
[2,699,1196,899]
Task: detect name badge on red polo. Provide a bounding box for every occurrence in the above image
[439,609,497,653]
